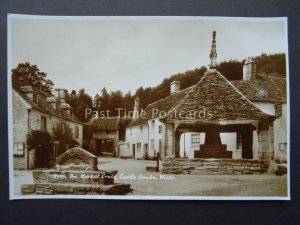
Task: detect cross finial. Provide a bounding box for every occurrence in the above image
[209,31,217,70]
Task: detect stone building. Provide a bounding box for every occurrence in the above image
[122,31,287,164]
[86,117,123,156]
[12,79,83,170]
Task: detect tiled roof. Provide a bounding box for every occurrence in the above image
[128,86,193,127]
[128,70,280,126]
[168,71,271,120]
[87,117,120,131]
[12,79,82,124]
[231,74,286,103]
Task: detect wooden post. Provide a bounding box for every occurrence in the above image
[156,152,160,172]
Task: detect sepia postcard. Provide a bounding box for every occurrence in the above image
[8,15,290,200]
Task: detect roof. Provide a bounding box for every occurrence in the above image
[87,117,120,131]
[128,86,194,127]
[128,70,280,126]
[168,70,271,120]
[231,74,286,103]
[12,79,82,124]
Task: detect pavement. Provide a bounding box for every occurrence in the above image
[13,157,288,197]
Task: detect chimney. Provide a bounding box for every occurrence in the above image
[46,96,57,111]
[60,103,71,116]
[170,81,180,94]
[132,97,140,120]
[20,86,33,101]
[208,31,217,71]
[243,57,256,80]
[54,88,67,104]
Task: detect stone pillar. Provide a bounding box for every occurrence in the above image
[258,121,274,161]
[165,123,175,158]
[175,132,181,158]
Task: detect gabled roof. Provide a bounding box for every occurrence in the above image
[168,70,271,120]
[128,86,194,127]
[231,74,286,103]
[87,117,120,131]
[12,79,82,124]
[128,70,277,127]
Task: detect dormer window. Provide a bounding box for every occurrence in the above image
[41,116,47,131]
[256,90,267,97]
[33,94,38,103]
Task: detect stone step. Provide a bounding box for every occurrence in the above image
[33,170,117,185]
[21,182,132,195]
[194,150,232,158]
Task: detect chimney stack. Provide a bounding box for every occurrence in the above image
[20,86,33,101]
[243,57,256,80]
[133,97,140,120]
[170,81,180,94]
[54,88,67,104]
[208,31,217,71]
[46,96,57,111]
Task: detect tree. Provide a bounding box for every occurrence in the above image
[52,122,75,155]
[255,53,286,76]
[216,60,243,80]
[66,88,93,122]
[12,62,54,94]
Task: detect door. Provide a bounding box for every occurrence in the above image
[35,146,49,168]
[95,140,102,155]
[132,144,135,159]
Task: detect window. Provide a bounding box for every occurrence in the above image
[53,141,59,157]
[158,139,162,155]
[151,120,155,131]
[191,133,200,151]
[158,125,162,134]
[41,116,47,131]
[137,142,141,152]
[33,94,38,103]
[140,125,143,134]
[236,132,242,149]
[62,122,66,135]
[279,143,287,151]
[151,139,155,151]
[13,142,25,156]
[75,126,79,138]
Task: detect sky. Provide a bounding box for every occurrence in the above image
[9,16,287,97]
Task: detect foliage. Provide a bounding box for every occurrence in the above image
[65,88,93,122]
[118,117,132,141]
[52,122,74,155]
[27,130,52,151]
[12,62,54,94]
[255,53,286,76]
[216,60,243,80]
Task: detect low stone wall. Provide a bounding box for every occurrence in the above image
[162,158,264,175]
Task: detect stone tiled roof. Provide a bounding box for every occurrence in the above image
[87,117,120,131]
[128,70,280,127]
[128,86,194,127]
[168,71,271,120]
[231,74,286,103]
[12,79,82,124]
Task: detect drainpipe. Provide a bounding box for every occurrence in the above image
[27,109,31,170]
[147,122,150,160]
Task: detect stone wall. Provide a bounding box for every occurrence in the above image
[162,158,264,175]
[12,89,84,170]
[13,90,30,170]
